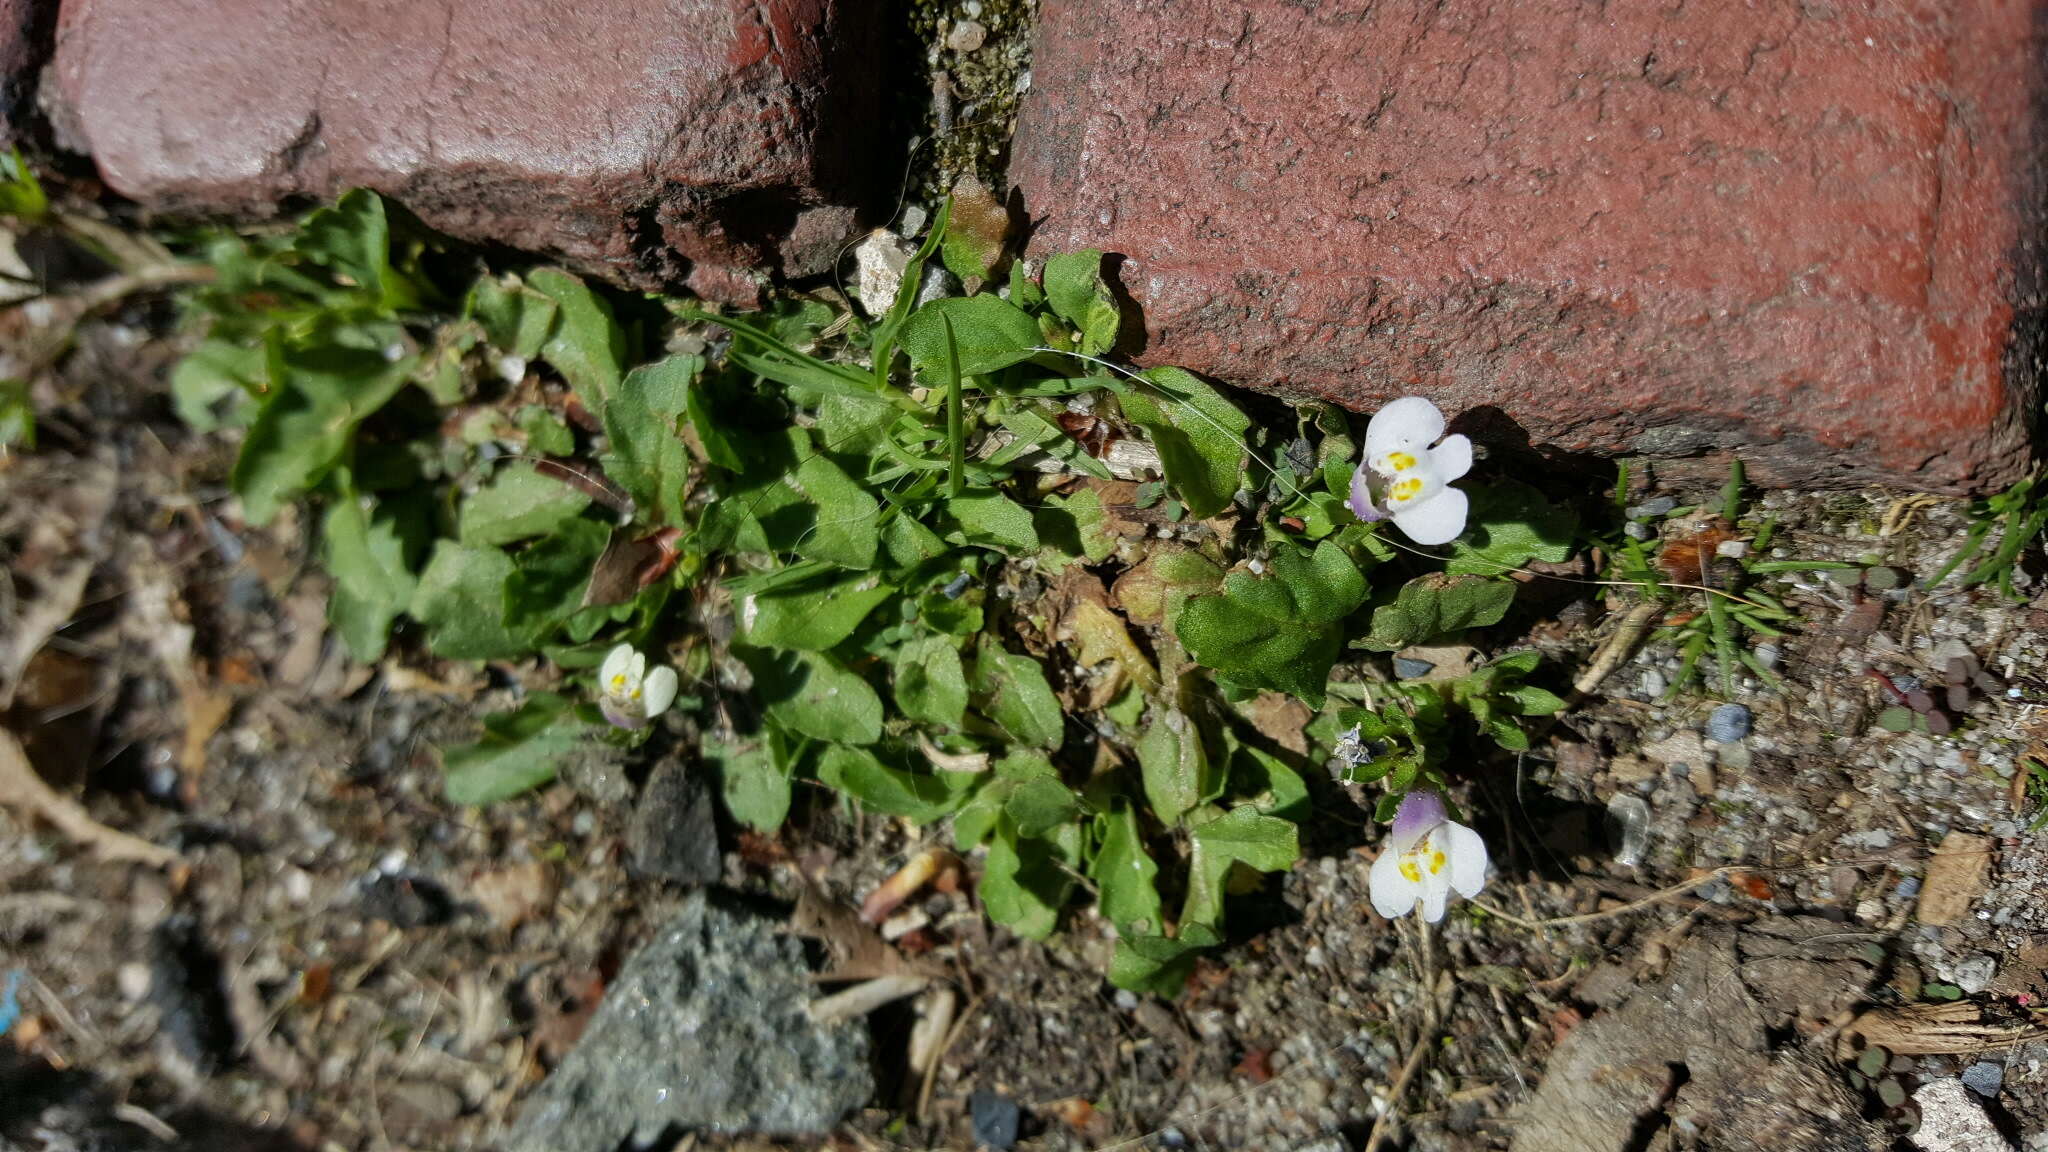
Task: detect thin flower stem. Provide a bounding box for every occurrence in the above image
[1470,866,1741,930]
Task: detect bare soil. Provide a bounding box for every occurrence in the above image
[4,285,2048,1152]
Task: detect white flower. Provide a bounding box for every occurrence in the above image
[597,643,678,729]
[1368,789,1488,922]
[1347,396,1473,546]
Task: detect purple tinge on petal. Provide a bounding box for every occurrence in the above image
[600,699,648,730]
[1348,463,1387,522]
[1389,789,1447,852]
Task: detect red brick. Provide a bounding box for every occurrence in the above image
[47,0,880,302]
[1012,0,2044,491]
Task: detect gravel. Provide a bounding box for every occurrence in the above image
[1961,1061,2006,1097]
[1705,703,1752,743]
[1952,953,1999,995]
[1393,656,1436,680]
[971,1090,1023,1150]
[626,757,722,886]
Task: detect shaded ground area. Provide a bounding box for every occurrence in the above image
[2,258,2046,1152]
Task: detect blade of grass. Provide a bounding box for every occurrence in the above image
[942,311,964,498]
[1704,583,1737,696]
[1667,632,1708,701]
[1720,457,1745,521]
[1736,649,1784,692]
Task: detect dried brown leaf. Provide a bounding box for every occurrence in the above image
[1656,519,1736,586]
[788,879,940,984]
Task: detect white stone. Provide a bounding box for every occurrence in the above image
[116,962,152,1002]
[1911,1078,2013,1152]
[852,229,916,317]
[945,19,988,52]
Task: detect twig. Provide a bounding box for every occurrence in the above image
[1473,866,1741,930]
[0,892,91,916]
[30,972,105,1059]
[1572,599,1662,696]
[808,973,929,1024]
[1362,1037,1432,1152]
[0,727,176,867]
[1362,918,1450,1152]
[0,557,93,710]
[917,989,982,1120]
[112,1104,180,1143]
[72,263,216,314]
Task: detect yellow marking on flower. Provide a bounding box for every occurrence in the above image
[1387,451,1417,471]
[1428,848,1446,875]
[1390,477,1424,502]
[610,675,629,692]
[1399,858,1423,883]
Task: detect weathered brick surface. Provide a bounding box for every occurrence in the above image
[1012,0,2045,490]
[48,0,880,302]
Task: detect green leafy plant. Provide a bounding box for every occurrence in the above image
[1605,460,1854,698]
[2024,754,2048,833]
[0,148,49,222]
[1332,650,1567,811]
[0,378,31,450]
[1177,540,1367,706]
[169,188,1587,992]
[1929,469,2047,601]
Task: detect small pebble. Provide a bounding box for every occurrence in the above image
[1640,668,1668,698]
[494,354,527,387]
[1715,742,1752,771]
[971,1090,1021,1150]
[1705,703,1752,743]
[1627,496,1677,519]
[1624,521,1650,540]
[946,19,988,52]
[1961,1061,2005,1097]
[1715,539,1749,559]
[1753,643,1780,670]
[116,962,152,1002]
[1952,953,1998,994]
[1393,656,1436,680]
